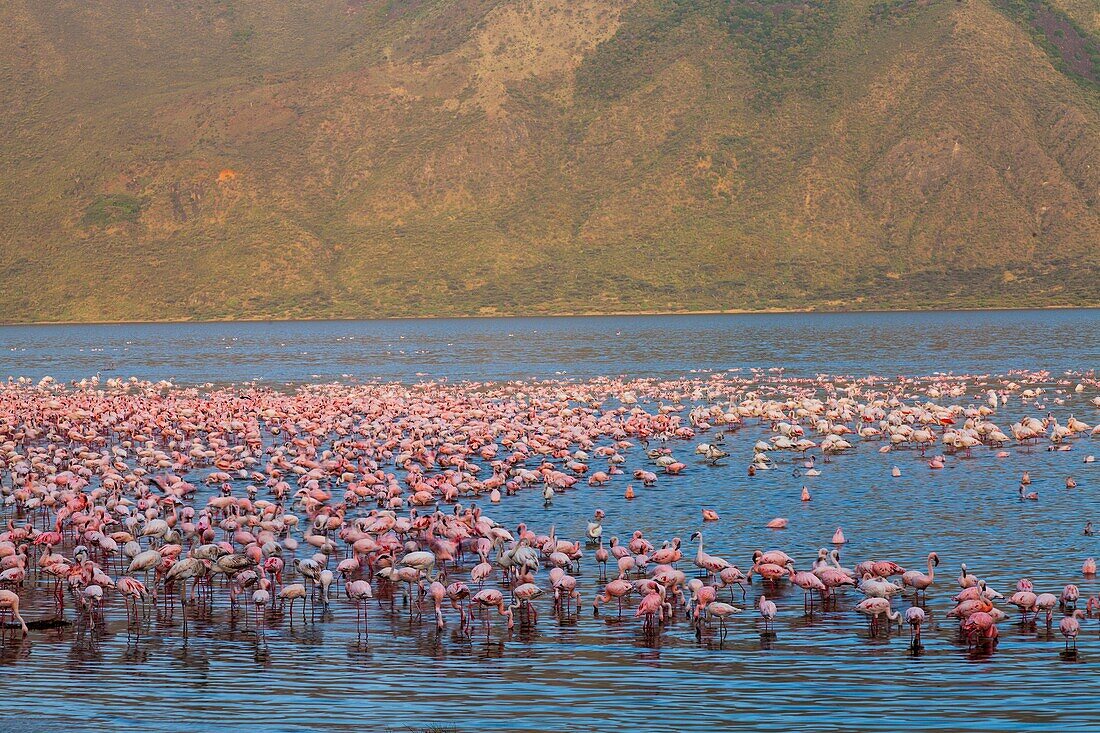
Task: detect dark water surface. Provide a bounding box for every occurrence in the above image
[1,310,1099,732]
[0,309,1096,385]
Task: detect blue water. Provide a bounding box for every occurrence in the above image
[0,310,1098,732]
[0,309,1095,384]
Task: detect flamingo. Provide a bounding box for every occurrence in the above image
[856,597,901,633]
[472,588,514,637]
[962,611,998,649]
[550,569,581,613]
[703,601,742,639]
[905,606,925,645]
[690,532,731,580]
[786,560,826,612]
[117,577,149,626]
[717,565,750,602]
[0,589,27,636]
[252,585,271,634]
[346,580,373,635]
[758,595,777,631]
[166,557,205,638]
[1008,590,1038,623]
[0,367,1096,677]
[1061,584,1080,611]
[595,537,609,580]
[1060,610,1085,651]
[593,578,633,617]
[279,583,308,626]
[957,563,978,589]
[509,583,545,626]
[689,581,717,625]
[634,590,668,631]
[901,552,939,600]
[1036,593,1059,626]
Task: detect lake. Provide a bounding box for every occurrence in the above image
[1,309,1096,385]
[1,309,1098,732]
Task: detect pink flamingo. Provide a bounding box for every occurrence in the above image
[818,567,857,600]
[472,588,513,638]
[690,583,717,624]
[445,582,472,633]
[549,569,581,613]
[0,589,27,636]
[717,565,750,602]
[703,601,742,639]
[1062,584,1080,611]
[901,552,939,601]
[758,594,777,631]
[1061,610,1085,651]
[786,560,826,612]
[962,611,998,649]
[470,560,493,589]
[634,590,668,631]
[346,579,373,636]
[595,538,609,580]
[649,539,682,566]
[1036,593,1058,626]
[593,578,633,617]
[855,597,901,633]
[872,560,907,578]
[905,606,926,645]
[117,577,149,627]
[421,580,447,629]
[947,597,993,620]
[278,583,308,626]
[1008,590,1038,624]
[509,583,545,626]
[251,583,271,636]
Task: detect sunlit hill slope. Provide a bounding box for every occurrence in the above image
[1,0,1099,321]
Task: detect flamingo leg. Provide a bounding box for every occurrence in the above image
[180,586,188,640]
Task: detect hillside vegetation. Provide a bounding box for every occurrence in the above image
[1,0,1098,322]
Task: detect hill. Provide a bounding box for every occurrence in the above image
[1,0,1098,322]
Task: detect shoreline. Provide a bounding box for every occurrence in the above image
[3,303,1098,327]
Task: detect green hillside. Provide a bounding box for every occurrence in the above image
[1,0,1098,322]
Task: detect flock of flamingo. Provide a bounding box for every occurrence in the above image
[0,369,1097,661]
